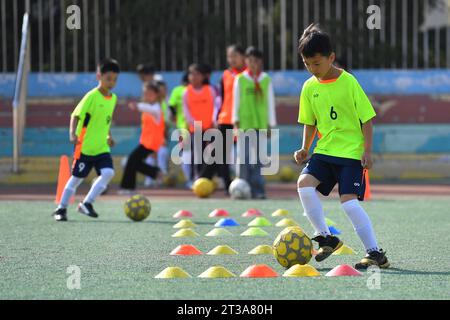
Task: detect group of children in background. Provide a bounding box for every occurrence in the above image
[118,45,276,199]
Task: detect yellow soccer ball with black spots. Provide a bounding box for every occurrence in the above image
[273,226,313,268]
[124,194,151,222]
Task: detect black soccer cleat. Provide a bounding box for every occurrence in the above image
[77,202,99,218]
[52,208,67,222]
[355,249,390,270]
[312,235,343,262]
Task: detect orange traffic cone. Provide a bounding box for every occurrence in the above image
[55,155,74,204]
[364,169,372,200]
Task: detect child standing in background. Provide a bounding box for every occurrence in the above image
[233,47,276,199]
[169,73,192,188]
[200,44,247,194]
[183,63,221,181]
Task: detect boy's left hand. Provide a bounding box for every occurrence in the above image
[361,151,373,169]
[108,136,115,147]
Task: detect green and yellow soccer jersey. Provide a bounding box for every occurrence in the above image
[72,88,117,157]
[169,85,187,129]
[298,70,376,160]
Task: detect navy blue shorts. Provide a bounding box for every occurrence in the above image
[72,153,114,178]
[301,153,367,201]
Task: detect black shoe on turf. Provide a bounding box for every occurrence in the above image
[312,235,343,262]
[52,208,67,221]
[77,202,99,218]
[355,249,390,270]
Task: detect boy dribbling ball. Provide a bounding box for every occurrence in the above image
[53,59,120,221]
[294,24,389,270]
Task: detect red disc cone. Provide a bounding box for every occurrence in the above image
[170,244,202,256]
[240,264,278,278]
[173,210,193,218]
[325,264,363,277]
[242,208,263,217]
[209,209,230,218]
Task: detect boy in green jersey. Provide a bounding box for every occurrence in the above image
[294,24,389,269]
[52,59,120,221]
[233,47,276,199]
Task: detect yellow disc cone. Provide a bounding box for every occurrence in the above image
[248,245,273,255]
[171,228,199,238]
[205,228,233,237]
[271,209,290,217]
[248,217,272,227]
[332,244,357,255]
[198,266,236,278]
[155,267,192,278]
[240,227,269,237]
[283,264,321,277]
[275,218,299,227]
[207,245,238,255]
[173,219,197,229]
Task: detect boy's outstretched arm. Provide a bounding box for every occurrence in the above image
[361,120,373,169]
[69,116,79,144]
[294,124,317,164]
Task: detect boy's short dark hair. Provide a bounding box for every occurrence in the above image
[245,46,264,59]
[136,63,155,75]
[143,81,160,93]
[298,23,333,58]
[98,58,120,74]
[227,44,245,55]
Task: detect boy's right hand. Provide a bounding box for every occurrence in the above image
[70,133,79,145]
[294,148,309,165]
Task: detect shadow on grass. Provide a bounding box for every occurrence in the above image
[66,219,216,226]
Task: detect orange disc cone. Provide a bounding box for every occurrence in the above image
[55,155,74,204]
[240,264,279,278]
[364,169,371,200]
[325,264,363,277]
[170,245,203,256]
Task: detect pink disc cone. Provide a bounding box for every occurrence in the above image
[173,210,193,218]
[242,208,263,217]
[325,264,363,277]
[209,209,230,218]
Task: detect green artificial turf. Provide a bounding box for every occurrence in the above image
[0,197,449,300]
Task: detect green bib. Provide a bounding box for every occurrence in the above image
[237,75,270,130]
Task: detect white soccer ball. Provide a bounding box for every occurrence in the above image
[228,178,251,199]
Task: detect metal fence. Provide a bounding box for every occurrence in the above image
[1,0,449,72]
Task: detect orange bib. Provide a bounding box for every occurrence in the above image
[218,69,236,125]
[140,112,165,152]
[186,84,214,132]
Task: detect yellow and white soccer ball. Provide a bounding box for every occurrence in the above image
[273,226,313,268]
[192,177,215,198]
[124,194,151,222]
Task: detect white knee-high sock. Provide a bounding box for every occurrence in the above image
[58,176,83,209]
[342,199,380,253]
[83,168,115,204]
[298,187,330,236]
